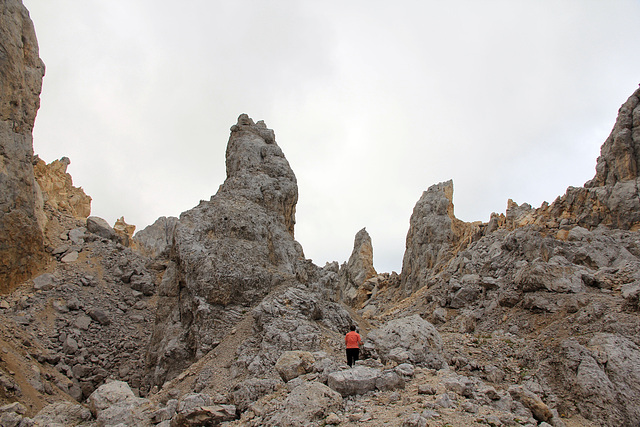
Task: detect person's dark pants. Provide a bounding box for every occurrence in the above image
[346,348,359,367]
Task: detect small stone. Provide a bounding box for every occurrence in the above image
[63,337,79,354]
[87,309,110,326]
[325,412,341,425]
[435,393,454,408]
[33,273,56,290]
[418,384,436,395]
[74,315,92,330]
[53,300,69,313]
[61,251,79,263]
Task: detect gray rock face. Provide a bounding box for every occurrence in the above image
[541,87,640,230]
[275,350,315,382]
[589,88,640,188]
[537,333,640,426]
[337,227,377,306]
[367,315,445,369]
[133,216,178,258]
[400,180,480,296]
[234,273,353,380]
[264,381,343,426]
[87,216,120,243]
[147,115,306,386]
[0,0,47,292]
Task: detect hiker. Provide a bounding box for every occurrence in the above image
[345,325,362,367]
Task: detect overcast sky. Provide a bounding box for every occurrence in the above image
[23,0,640,273]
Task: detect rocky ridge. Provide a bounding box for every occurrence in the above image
[1,2,639,426]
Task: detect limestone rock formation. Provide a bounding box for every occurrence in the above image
[537,87,640,230]
[33,156,92,221]
[146,115,307,386]
[400,180,482,295]
[133,216,178,258]
[114,216,136,247]
[0,0,46,293]
[337,227,377,306]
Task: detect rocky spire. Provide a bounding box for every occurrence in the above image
[0,0,47,293]
[587,87,640,187]
[400,180,481,296]
[222,114,298,236]
[146,115,305,386]
[336,227,377,305]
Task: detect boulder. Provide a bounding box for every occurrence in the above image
[87,216,119,242]
[176,393,212,414]
[275,350,315,382]
[265,382,342,426]
[327,366,381,396]
[231,378,281,412]
[508,385,553,423]
[375,369,405,391]
[88,380,139,416]
[337,228,377,306]
[367,315,445,369]
[170,404,236,426]
[33,273,56,290]
[31,402,92,426]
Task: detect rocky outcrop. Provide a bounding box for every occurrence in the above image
[536,87,640,230]
[114,216,136,247]
[336,227,377,306]
[146,115,307,386]
[134,216,178,258]
[400,180,482,296]
[33,156,92,221]
[233,267,353,380]
[0,0,47,293]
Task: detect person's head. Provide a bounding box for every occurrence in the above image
[350,325,356,331]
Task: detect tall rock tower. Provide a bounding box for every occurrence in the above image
[0,0,46,293]
[147,115,306,385]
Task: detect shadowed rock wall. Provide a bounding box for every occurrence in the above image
[0,0,46,293]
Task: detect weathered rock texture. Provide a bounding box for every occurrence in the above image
[537,87,640,230]
[0,0,46,293]
[337,227,377,306]
[369,87,640,427]
[33,156,91,221]
[4,5,640,425]
[400,180,482,296]
[146,115,307,386]
[133,216,178,258]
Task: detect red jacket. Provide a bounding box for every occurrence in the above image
[345,331,362,349]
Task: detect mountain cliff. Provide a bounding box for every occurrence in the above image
[0,0,46,293]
